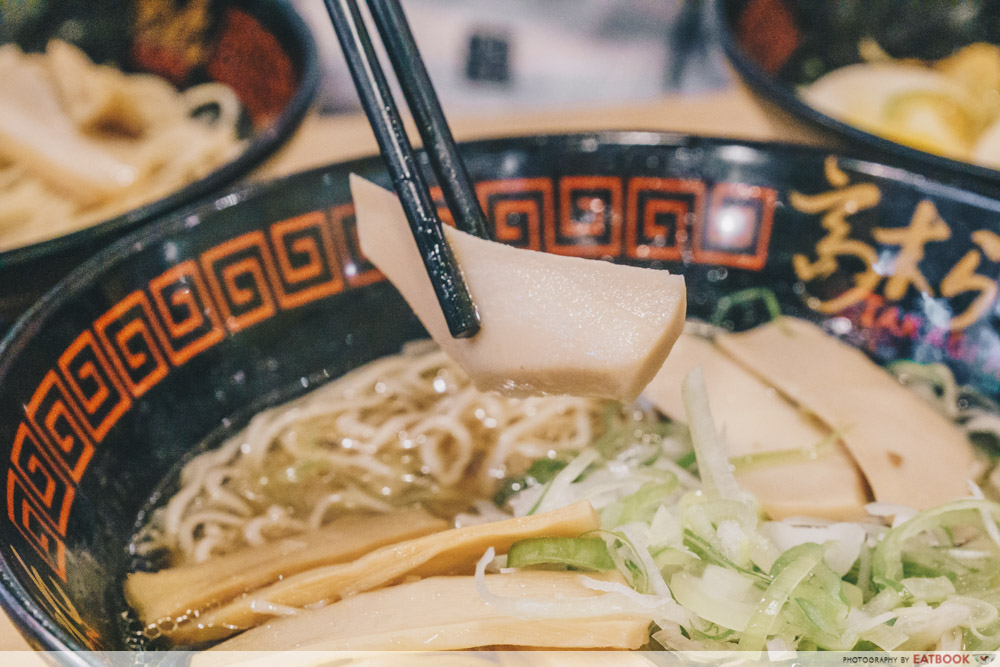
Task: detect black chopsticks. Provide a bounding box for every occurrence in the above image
[322,0,488,339]
[366,0,490,240]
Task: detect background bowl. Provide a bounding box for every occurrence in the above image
[0,0,319,332]
[718,0,1000,187]
[1,132,1000,653]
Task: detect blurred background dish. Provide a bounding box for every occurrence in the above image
[0,0,319,331]
[1,40,246,252]
[718,0,1000,185]
[2,133,1000,652]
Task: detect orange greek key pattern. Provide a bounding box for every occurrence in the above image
[552,176,624,258]
[4,207,356,581]
[149,261,226,367]
[539,176,773,264]
[269,212,344,308]
[25,371,97,483]
[7,471,66,580]
[693,183,777,271]
[351,176,771,264]
[5,175,778,582]
[9,422,75,536]
[95,292,171,399]
[56,334,130,445]
[475,179,550,251]
[328,203,383,287]
[430,181,551,250]
[626,177,705,262]
[201,232,281,333]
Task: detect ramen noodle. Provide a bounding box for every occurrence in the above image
[137,343,611,567]
[0,40,244,251]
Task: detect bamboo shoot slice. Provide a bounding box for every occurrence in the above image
[644,333,870,520]
[200,572,652,654]
[716,317,977,509]
[170,500,601,643]
[125,507,447,624]
[352,176,686,401]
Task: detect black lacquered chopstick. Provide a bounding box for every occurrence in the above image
[322,0,480,338]
[366,0,490,239]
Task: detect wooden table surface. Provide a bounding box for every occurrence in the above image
[0,82,835,655]
[256,84,832,181]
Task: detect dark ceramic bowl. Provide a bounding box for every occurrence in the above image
[1,132,1000,656]
[718,0,1000,187]
[0,0,319,332]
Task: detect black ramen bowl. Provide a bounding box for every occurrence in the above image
[0,0,319,332]
[718,0,1000,187]
[2,132,1000,656]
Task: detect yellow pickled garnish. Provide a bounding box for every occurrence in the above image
[802,41,1000,165]
[880,91,976,159]
[934,43,1000,121]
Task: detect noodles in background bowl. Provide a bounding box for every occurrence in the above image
[0,40,244,251]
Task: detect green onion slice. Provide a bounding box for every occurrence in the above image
[506,536,616,571]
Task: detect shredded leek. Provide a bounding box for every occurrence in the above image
[728,431,839,472]
[681,368,749,503]
[872,498,1000,591]
[493,458,568,508]
[710,287,782,327]
[506,537,615,571]
[739,544,824,652]
[602,480,678,527]
[493,364,1000,652]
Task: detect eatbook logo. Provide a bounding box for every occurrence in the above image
[913,654,997,665]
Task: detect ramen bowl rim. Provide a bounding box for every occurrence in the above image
[1,130,997,656]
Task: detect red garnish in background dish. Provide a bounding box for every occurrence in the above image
[207,8,296,128]
[737,0,801,75]
[130,41,192,85]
